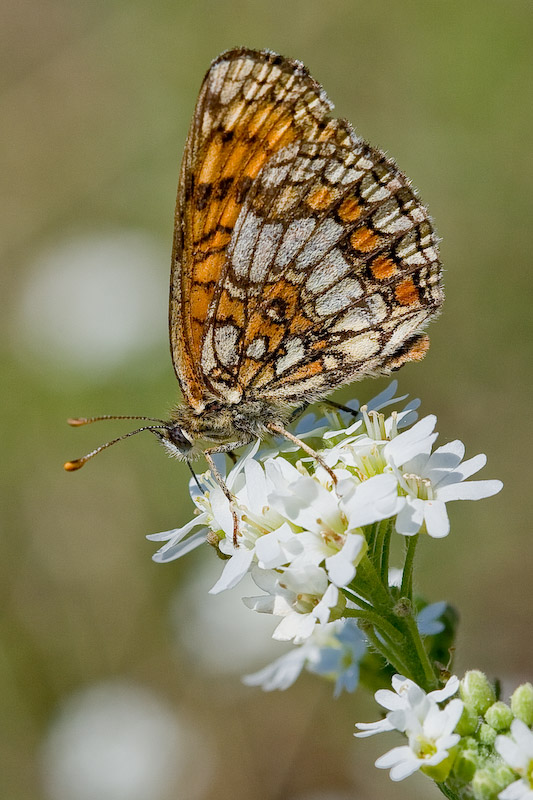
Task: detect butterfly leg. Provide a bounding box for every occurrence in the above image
[266,422,338,487]
[204,440,251,546]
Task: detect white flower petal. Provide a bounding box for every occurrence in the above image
[375,745,415,768]
[209,487,235,537]
[325,552,356,587]
[384,415,437,465]
[376,746,420,780]
[242,594,277,615]
[354,718,396,737]
[437,453,487,486]
[274,612,315,643]
[243,458,269,509]
[255,523,301,569]
[423,500,450,538]
[151,529,207,562]
[147,513,207,542]
[209,548,254,594]
[437,479,503,503]
[313,583,338,625]
[243,648,307,691]
[499,778,533,800]
[424,440,465,479]
[390,757,423,781]
[429,675,460,703]
[395,499,424,535]
[340,474,404,528]
[511,719,533,758]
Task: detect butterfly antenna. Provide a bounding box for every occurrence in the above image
[67,414,165,426]
[64,425,168,471]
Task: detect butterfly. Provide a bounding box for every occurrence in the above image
[65,48,444,539]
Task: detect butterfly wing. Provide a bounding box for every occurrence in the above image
[169,48,334,410]
[201,118,444,403]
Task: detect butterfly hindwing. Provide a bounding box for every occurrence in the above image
[200,120,443,402]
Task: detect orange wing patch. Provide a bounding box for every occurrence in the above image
[370,255,398,281]
[395,278,420,306]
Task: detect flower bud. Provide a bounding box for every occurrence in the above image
[460,671,496,715]
[456,704,480,736]
[471,767,509,800]
[452,740,479,782]
[510,682,533,726]
[484,701,513,731]
[478,723,497,746]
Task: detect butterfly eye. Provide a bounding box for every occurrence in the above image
[168,426,194,449]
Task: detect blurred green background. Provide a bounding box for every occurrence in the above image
[2,1,532,798]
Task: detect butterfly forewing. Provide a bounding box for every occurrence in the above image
[170,48,335,409]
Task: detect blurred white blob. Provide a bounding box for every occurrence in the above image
[40,679,213,800]
[14,231,168,378]
[172,555,284,676]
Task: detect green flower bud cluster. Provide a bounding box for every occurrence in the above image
[442,671,533,800]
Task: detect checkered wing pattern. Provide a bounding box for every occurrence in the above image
[170,48,444,408]
[170,48,333,409]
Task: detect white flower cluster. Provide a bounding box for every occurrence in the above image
[149,382,501,686]
[355,674,463,782]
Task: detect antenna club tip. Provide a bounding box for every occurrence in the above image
[63,460,85,471]
[67,418,87,427]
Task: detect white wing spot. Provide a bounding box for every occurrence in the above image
[214,324,240,367]
[220,80,241,105]
[275,337,305,374]
[305,249,351,295]
[250,223,283,282]
[246,338,267,359]
[314,277,363,316]
[294,218,344,270]
[277,218,317,267]
[231,213,261,277]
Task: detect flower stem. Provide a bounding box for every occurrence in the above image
[379,519,393,584]
[358,620,412,677]
[356,556,393,611]
[366,521,380,556]
[401,611,439,690]
[341,587,376,613]
[400,534,418,599]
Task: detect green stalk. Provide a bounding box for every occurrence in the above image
[400,534,418,599]
[379,518,393,584]
[366,521,380,557]
[340,587,375,613]
[358,621,412,677]
[370,519,385,564]
[356,556,393,611]
[401,612,439,690]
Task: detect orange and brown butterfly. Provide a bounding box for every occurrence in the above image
[65,47,444,536]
